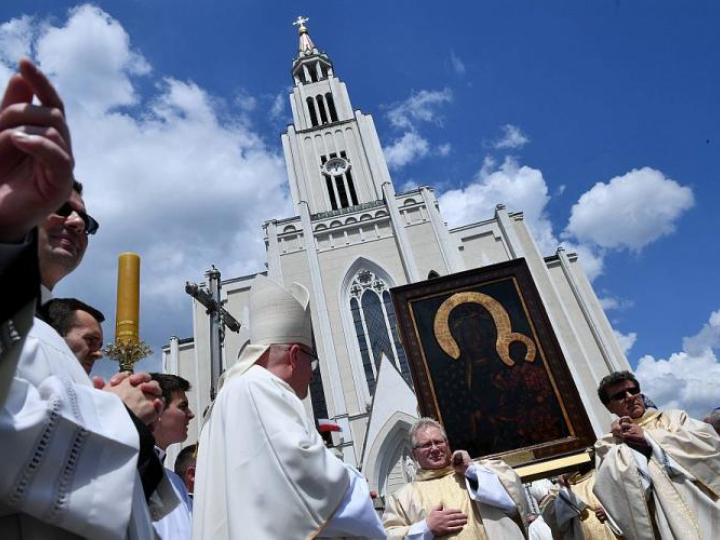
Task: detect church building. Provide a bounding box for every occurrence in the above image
[162,20,631,499]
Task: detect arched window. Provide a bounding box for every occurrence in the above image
[306,97,319,127]
[325,93,339,122]
[316,95,329,124]
[348,269,411,395]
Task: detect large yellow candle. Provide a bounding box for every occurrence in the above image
[115,252,140,345]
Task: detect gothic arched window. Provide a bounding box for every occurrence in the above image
[348,269,411,395]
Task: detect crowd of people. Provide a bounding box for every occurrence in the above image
[2,59,720,540]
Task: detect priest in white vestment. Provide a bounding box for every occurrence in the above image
[383,417,529,539]
[592,370,720,540]
[193,275,384,540]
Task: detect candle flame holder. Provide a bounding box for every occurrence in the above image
[104,339,152,373]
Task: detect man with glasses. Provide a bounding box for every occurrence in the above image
[383,417,528,539]
[194,274,384,539]
[37,179,98,298]
[593,370,720,539]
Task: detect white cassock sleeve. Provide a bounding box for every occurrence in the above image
[406,519,434,540]
[0,323,143,539]
[317,464,386,539]
[465,464,517,513]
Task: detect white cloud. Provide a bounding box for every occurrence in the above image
[234,89,257,113]
[493,124,530,150]
[269,89,288,120]
[636,309,720,419]
[559,242,604,282]
[598,294,633,311]
[386,88,452,130]
[613,329,637,355]
[1,6,291,377]
[384,132,429,169]
[382,88,453,170]
[0,15,34,85]
[683,309,720,356]
[565,167,694,252]
[399,179,420,192]
[450,50,465,75]
[438,156,557,255]
[37,5,151,115]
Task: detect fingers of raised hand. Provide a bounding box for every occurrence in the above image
[1,74,33,111]
[18,58,66,113]
[0,103,72,152]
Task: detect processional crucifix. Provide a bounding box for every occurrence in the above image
[185,266,241,400]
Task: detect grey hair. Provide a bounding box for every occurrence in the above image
[410,417,447,448]
[704,410,720,430]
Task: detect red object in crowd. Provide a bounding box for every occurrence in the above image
[318,419,342,432]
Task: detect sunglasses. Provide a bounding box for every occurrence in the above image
[55,202,99,235]
[609,386,641,402]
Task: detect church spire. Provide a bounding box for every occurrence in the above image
[290,16,335,87]
[293,16,315,54]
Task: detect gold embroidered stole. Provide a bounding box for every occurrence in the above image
[413,467,488,540]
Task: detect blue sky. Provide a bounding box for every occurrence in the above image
[2,1,718,417]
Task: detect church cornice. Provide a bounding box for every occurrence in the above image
[311,199,385,221]
[292,117,355,135]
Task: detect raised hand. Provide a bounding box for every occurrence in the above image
[451,450,472,475]
[0,58,74,242]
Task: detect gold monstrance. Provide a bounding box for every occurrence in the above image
[104,252,152,372]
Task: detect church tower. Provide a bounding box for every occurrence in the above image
[267,17,462,468]
[164,18,631,499]
[282,16,395,214]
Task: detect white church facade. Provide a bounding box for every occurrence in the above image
[162,21,631,499]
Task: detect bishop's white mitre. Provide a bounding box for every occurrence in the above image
[220,274,312,385]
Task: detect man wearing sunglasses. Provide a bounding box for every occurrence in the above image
[593,371,720,540]
[37,179,98,297]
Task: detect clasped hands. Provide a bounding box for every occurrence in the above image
[93,372,165,426]
[611,416,647,447]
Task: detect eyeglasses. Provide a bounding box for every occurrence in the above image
[609,386,641,402]
[55,202,99,235]
[413,439,448,451]
[301,349,319,372]
[285,346,319,371]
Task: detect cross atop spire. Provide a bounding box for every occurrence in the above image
[293,15,316,53]
[293,16,309,33]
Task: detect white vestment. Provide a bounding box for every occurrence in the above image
[153,468,192,540]
[594,408,720,540]
[193,364,384,540]
[0,318,174,539]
